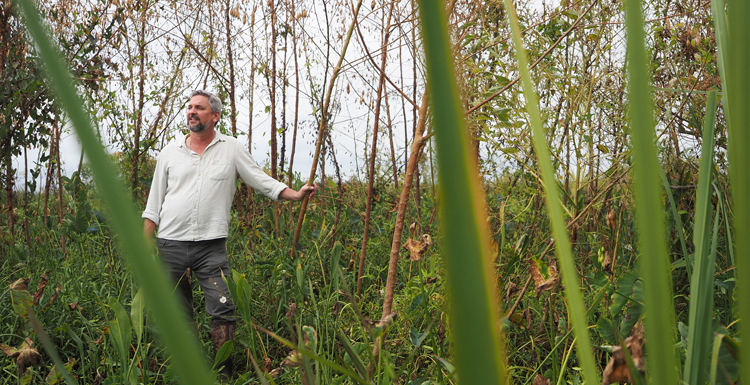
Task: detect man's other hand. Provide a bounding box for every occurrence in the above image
[281,183,318,201]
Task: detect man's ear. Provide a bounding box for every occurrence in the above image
[213,112,221,124]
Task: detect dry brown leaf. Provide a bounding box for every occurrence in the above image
[606,209,617,232]
[286,303,297,318]
[32,271,49,306]
[529,259,560,297]
[602,250,613,273]
[10,278,29,293]
[263,357,272,373]
[1,338,41,375]
[281,350,302,367]
[43,284,62,312]
[269,367,283,378]
[533,373,551,385]
[376,313,396,329]
[601,332,645,385]
[68,302,83,311]
[402,234,432,261]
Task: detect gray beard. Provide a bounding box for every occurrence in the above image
[188,121,206,132]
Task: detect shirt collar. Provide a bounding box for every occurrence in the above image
[178,130,226,148]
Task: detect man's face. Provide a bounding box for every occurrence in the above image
[187,95,220,132]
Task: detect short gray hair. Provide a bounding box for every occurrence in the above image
[190,90,222,114]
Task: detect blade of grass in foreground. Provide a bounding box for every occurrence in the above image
[624,0,679,383]
[416,0,506,383]
[16,2,214,384]
[684,90,717,385]
[502,1,598,383]
[725,0,750,381]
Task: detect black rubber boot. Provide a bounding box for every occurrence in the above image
[211,320,236,381]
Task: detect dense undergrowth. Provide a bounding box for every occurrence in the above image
[0,158,740,384]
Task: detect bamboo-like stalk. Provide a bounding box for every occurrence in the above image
[502,0,599,382]
[270,0,281,238]
[356,0,395,297]
[225,0,237,136]
[131,1,147,192]
[292,0,363,250]
[381,94,429,317]
[725,0,750,380]
[624,0,679,383]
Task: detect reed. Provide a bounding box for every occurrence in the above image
[416,0,507,382]
[725,0,750,381]
[624,0,679,383]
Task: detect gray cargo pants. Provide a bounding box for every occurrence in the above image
[155,237,236,322]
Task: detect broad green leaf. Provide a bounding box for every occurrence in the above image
[108,297,132,365]
[131,288,145,346]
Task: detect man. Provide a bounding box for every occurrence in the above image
[142,90,315,379]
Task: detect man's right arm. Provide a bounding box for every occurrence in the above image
[143,149,168,240]
[144,218,156,242]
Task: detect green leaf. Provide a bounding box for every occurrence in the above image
[624,0,679,382]
[410,327,429,347]
[108,297,132,365]
[418,0,507,382]
[596,318,617,344]
[212,340,233,370]
[684,90,718,385]
[131,288,145,346]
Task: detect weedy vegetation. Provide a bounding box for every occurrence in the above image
[0,0,746,384]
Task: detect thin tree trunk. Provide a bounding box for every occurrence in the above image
[381,93,429,318]
[356,1,395,296]
[226,0,238,136]
[279,29,288,176]
[270,0,281,237]
[55,117,66,255]
[43,115,57,225]
[4,136,14,245]
[288,0,301,227]
[292,0,364,252]
[131,1,148,193]
[384,85,399,189]
[24,145,30,246]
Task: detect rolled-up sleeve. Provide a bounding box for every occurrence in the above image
[142,151,168,225]
[235,141,288,201]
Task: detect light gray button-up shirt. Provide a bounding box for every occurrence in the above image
[142,132,288,241]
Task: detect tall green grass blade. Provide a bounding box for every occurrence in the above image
[659,167,689,277]
[726,0,750,381]
[684,90,718,385]
[711,0,729,124]
[624,0,679,383]
[416,0,506,383]
[16,1,214,384]
[709,333,725,385]
[502,0,599,383]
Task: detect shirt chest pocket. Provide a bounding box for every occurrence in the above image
[208,160,231,181]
